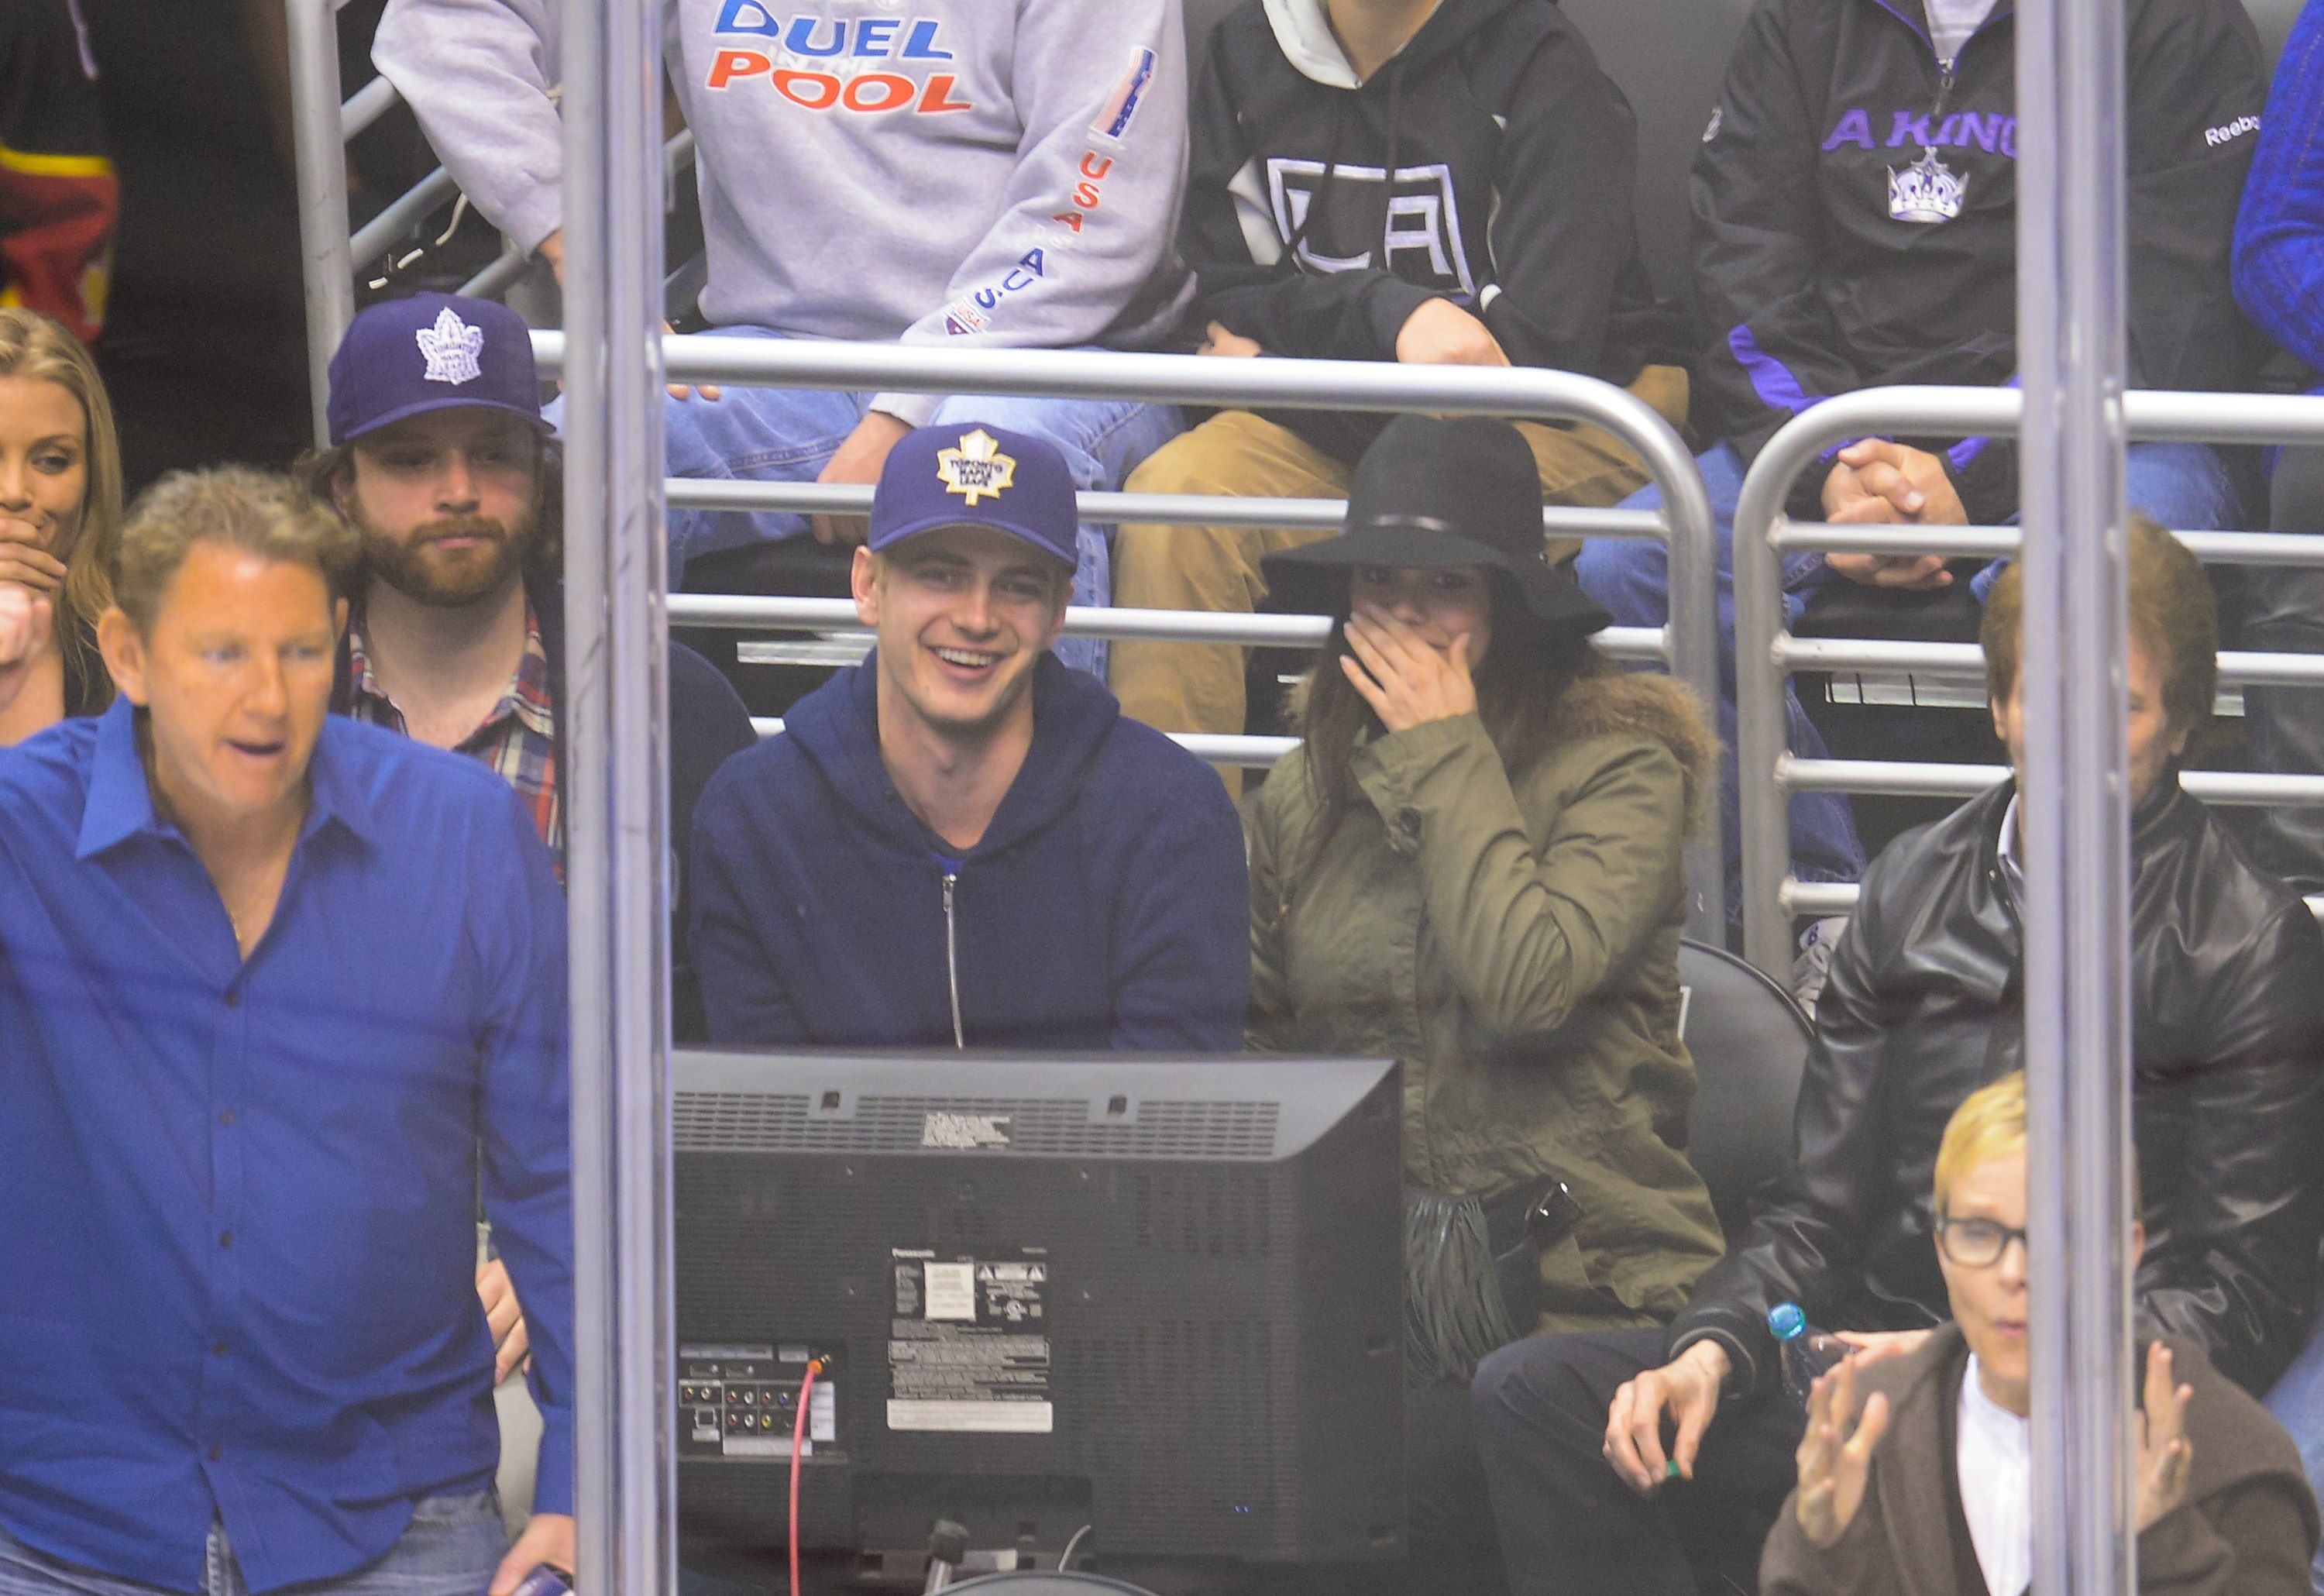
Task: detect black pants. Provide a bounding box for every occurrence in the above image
[2243,445,2324,892]
[1470,1327,1805,1596]
[1408,1376,1508,1596]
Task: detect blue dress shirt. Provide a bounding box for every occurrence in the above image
[0,701,573,1594]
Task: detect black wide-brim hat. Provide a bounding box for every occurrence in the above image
[1261,414,1614,637]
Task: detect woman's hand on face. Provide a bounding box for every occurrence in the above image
[0,522,67,597]
[1339,606,1477,734]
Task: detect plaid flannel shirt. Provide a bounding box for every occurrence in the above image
[345,601,561,859]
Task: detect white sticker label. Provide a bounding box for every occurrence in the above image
[923,1261,978,1321]
[887,1399,1054,1433]
[810,1380,836,1443]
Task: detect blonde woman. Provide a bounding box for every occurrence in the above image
[0,307,123,744]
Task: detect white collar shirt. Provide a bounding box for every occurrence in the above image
[1957,1352,2034,1596]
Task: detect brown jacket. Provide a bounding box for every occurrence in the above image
[1246,668,1726,1331]
[1762,1325,2319,1596]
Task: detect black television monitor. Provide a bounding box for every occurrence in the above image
[671,1051,1404,1585]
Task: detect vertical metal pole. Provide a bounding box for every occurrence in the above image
[1731,490,1794,976]
[563,1,674,1595]
[1651,424,1730,945]
[284,0,354,446]
[2018,0,2136,1579]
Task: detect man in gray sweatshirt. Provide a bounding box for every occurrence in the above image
[373,0,1192,669]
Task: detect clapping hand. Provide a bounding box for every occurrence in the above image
[2134,1342,2195,1534]
[1793,1355,1890,1548]
[1339,606,1476,734]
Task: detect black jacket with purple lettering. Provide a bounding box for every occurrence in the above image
[1180,0,1685,463]
[1695,0,2267,522]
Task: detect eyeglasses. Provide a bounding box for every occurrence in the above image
[1935,1216,2029,1268]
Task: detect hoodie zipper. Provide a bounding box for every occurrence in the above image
[941,869,965,1050]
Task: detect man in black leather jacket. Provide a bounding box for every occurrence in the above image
[1470,518,2324,1596]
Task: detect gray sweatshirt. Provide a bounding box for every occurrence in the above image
[374,0,1192,424]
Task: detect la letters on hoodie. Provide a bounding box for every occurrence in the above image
[373,0,1191,423]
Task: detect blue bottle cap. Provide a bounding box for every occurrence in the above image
[1768,1302,1807,1341]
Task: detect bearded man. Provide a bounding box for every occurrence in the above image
[302,293,752,872]
[300,294,756,1455]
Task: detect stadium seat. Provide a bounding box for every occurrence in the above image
[1679,937,1811,1243]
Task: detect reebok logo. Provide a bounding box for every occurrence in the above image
[2205,115,2260,147]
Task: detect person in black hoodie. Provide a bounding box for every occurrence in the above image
[1573,0,2268,922]
[1107,0,1690,796]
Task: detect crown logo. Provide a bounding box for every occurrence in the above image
[415,306,485,385]
[1888,147,1966,225]
[934,428,1016,506]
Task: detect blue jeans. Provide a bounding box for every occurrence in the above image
[2267,1303,2324,1593]
[635,328,1184,677]
[0,1491,507,1596]
[1579,439,2242,920]
[1578,443,1868,918]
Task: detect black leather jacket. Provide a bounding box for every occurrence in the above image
[1671,778,2324,1396]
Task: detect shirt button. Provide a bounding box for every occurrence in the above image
[1397,808,1422,836]
[208,1446,222,1461]
[212,1342,229,1357]
[222,991,239,1009]
[219,1232,234,1249]
[218,1111,235,1127]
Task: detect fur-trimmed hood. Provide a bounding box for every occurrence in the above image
[1542,665,1719,838]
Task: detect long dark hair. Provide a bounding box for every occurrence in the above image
[1291,573,1606,882]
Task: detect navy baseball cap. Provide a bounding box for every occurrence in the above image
[867,422,1078,567]
[325,292,548,445]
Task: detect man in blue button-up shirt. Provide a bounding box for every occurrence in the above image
[0,468,575,1596]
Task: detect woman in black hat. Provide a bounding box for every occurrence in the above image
[1246,416,1725,1596]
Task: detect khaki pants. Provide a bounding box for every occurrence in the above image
[1109,367,1689,794]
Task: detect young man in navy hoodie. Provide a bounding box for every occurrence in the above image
[689,421,1250,1052]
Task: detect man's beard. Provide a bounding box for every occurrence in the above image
[359,508,536,607]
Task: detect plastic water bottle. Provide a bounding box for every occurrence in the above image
[1769,1302,1848,1409]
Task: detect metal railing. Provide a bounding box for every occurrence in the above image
[285,0,696,442]
[1732,385,2324,974]
[535,330,1731,940]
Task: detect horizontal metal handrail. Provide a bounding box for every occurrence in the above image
[664,477,1670,539]
[747,715,1297,769]
[1782,755,2324,806]
[1774,636,2324,688]
[1776,521,2324,567]
[1783,876,2324,923]
[545,333,1724,937]
[1733,385,2324,974]
[669,592,1663,662]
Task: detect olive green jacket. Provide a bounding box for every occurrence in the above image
[1247,670,1728,1332]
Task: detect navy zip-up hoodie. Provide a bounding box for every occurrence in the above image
[689,652,1250,1052]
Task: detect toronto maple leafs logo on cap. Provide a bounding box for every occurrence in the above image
[1888,147,1966,225]
[415,306,486,386]
[934,428,1016,506]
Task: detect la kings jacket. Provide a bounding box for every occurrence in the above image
[1694,0,2268,522]
[1181,0,1683,463]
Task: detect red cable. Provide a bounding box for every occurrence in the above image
[789,1358,823,1596]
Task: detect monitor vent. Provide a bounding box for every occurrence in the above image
[672,1092,1280,1158]
[1067,1321,1284,1537]
[1132,1171,1275,1257]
